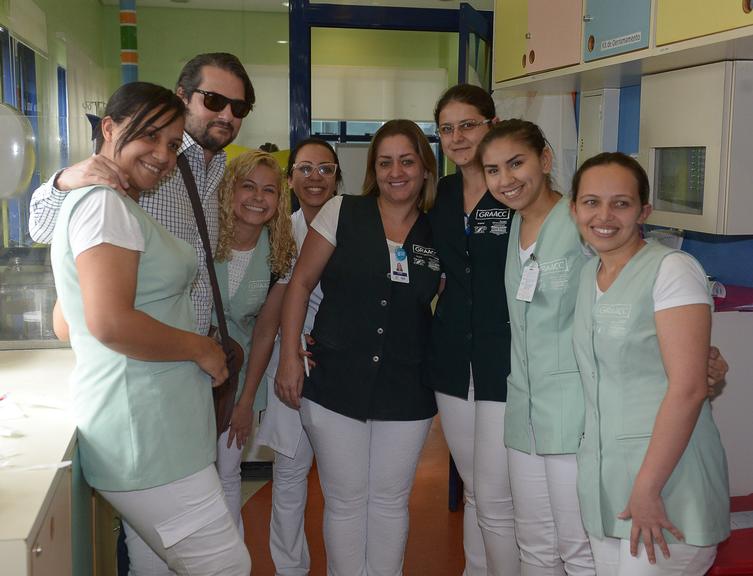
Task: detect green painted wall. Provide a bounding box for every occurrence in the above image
[100,7,457,93]
[312,27,457,73]
[101,7,290,93]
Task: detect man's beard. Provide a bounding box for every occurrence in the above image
[191,120,236,153]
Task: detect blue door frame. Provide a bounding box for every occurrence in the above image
[288,0,492,147]
[458,2,493,85]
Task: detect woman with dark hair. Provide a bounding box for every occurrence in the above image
[571,152,728,575]
[479,123,728,576]
[255,137,343,575]
[51,82,250,575]
[276,121,440,575]
[479,119,595,576]
[428,84,520,576]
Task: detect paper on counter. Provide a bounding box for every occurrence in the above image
[0,460,72,472]
[0,396,26,421]
[0,426,24,438]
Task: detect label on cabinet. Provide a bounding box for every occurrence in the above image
[601,31,642,52]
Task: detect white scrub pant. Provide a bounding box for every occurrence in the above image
[436,387,520,576]
[216,428,246,538]
[270,430,315,576]
[100,465,251,576]
[300,397,432,576]
[507,447,594,576]
[589,536,716,576]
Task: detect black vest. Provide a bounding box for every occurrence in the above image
[427,172,513,402]
[305,195,440,421]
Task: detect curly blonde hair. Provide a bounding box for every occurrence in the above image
[216,150,296,280]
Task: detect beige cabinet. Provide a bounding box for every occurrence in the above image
[93,492,120,576]
[29,471,72,576]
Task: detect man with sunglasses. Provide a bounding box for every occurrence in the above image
[29,52,254,339]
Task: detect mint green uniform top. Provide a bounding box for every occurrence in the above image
[504,196,588,455]
[51,186,215,492]
[573,241,729,545]
[214,227,272,410]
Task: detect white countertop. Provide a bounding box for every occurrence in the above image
[0,349,76,544]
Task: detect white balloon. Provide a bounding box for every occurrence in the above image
[0,103,36,199]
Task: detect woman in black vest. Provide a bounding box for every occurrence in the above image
[428,84,519,576]
[277,120,440,576]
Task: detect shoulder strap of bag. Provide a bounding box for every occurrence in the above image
[176,153,232,354]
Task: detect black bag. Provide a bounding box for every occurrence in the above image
[177,154,241,436]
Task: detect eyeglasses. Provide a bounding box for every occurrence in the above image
[193,88,251,119]
[291,162,338,178]
[435,118,492,137]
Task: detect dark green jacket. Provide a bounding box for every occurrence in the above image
[306,195,440,421]
[428,173,513,402]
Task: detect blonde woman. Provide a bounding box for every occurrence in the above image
[214,150,296,535]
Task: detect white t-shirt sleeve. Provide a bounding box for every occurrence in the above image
[68,187,145,258]
[310,195,343,247]
[653,252,712,312]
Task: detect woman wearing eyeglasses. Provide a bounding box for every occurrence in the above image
[255,138,343,576]
[427,84,519,576]
[276,120,440,576]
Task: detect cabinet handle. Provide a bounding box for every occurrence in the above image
[525,32,531,39]
[33,544,43,557]
[583,14,593,22]
[745,0,752,15]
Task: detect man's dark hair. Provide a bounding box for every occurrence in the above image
[176,52,255,110]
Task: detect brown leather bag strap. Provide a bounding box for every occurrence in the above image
[176,154,232,354]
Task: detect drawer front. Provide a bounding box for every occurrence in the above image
[495,0,528,81]
[526,0,583,73]
[657,0,753,45]
[583,0,651,62]
[30,471,72,576]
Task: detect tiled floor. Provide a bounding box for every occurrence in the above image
[241,416,465,575]
[240,478,267,506]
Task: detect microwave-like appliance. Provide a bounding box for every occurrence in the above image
[639,61,753,235]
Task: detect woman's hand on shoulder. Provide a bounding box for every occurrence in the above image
[707,346,729,398]
[619,483,684,564]
[193,335,228,386]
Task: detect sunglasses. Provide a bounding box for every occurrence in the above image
[194,88,251,119]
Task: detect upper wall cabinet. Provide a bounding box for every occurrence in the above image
[582,0,651,62]
[494,0,528,82]
[656,0,753,45]
[526,0,582,74]
[494,0,582,82]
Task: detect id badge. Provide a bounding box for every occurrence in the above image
[390,246,410,284]
[516,257,539,302]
